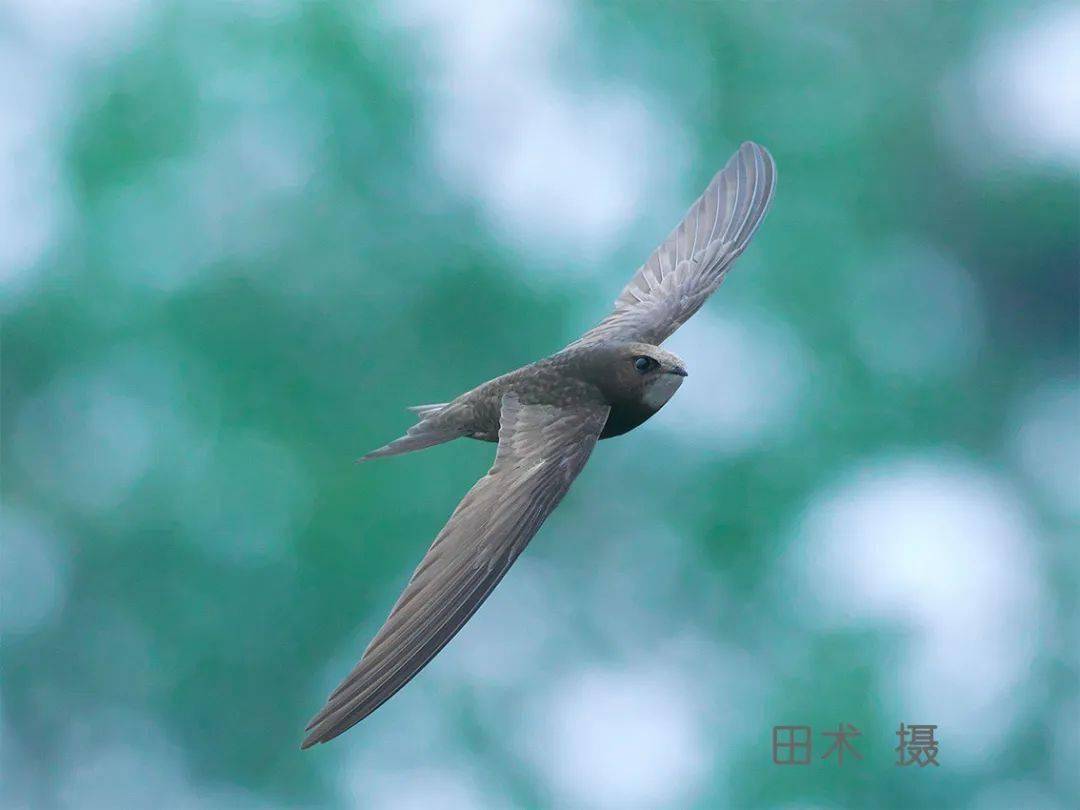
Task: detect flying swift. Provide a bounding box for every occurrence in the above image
[302,142,776,748]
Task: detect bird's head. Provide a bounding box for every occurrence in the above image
[604,342,688,411]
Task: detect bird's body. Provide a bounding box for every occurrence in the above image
[385,340,687,451]
[302,142,777,748]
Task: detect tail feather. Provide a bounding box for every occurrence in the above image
[406,402,448,419]
[359,403,458,461]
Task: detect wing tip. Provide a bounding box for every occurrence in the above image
[723,140,776,249]
[301,715,328,749]
[741,142,777,189]
[739,139,772,159]
[300,714,345,750]
[737,141,775,180]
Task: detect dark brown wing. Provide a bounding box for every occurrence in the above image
[302,394,609,747]
[575,141,776,347]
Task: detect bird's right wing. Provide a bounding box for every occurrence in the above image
[574,141,776,347]
[302,394,609,747]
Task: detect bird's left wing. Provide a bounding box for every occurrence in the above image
[302,394,609,747]
[574,141,776,347]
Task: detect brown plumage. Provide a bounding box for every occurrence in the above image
[302,142,776,748]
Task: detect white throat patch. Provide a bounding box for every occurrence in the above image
[643,373,684,410]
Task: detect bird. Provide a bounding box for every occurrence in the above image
[301,141,776,748]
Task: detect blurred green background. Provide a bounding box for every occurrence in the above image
[3,1,1077,808]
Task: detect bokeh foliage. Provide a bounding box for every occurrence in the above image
[3,1,1076,808]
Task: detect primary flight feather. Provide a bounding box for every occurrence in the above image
[302,141,776,748]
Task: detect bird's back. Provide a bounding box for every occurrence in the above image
[446,354,604,441]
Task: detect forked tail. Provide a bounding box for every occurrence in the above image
[359,403,459,461]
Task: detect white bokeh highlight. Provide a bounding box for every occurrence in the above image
[53,709,277,810]
[1,507,71,635]
[344,764,501,810]
[846,240,984,380]
[663,309,810,453]
[13,362,157,514]
[382,0,688,272]
[519,665,711,809]
[0,44,69,299]
[940,3,1080,173]
[0,0,151,301]
[1008,378,1080,519]
[972,4,1080,169]
[787,455,1047,766]
[333,672,512,809]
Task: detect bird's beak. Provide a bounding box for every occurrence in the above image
[669,365,688,377]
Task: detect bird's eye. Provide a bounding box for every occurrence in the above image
[633,356,657,373]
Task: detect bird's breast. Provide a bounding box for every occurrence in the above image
[599,374,683,439]
[599,400,661,439]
